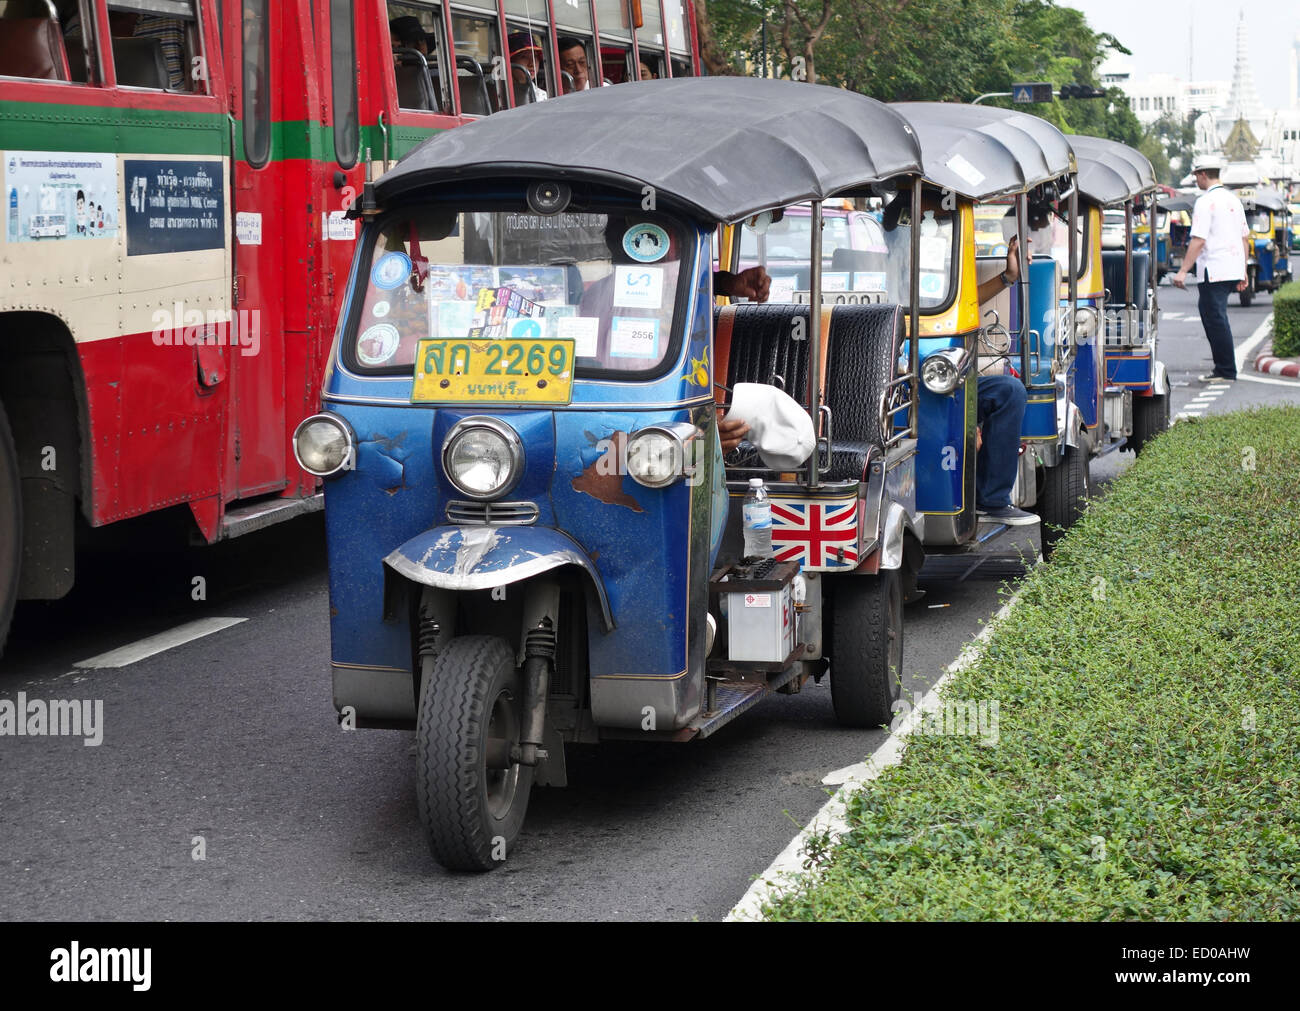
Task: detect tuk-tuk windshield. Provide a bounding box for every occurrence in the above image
[879,198,955,309]
[1246,208,1271,234]
[348,208,689,377]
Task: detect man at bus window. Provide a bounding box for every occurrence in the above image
[557,36,589,92]
[390,16,431,59]
[508,31,547,103]
[639,60,656,80]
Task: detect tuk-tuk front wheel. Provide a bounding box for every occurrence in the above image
[1035,443,1091,559]
[1129,393,1170,456]
[415,635,534,872]
[827,569,904,728]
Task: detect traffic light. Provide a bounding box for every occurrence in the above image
[1059,84,1106,100]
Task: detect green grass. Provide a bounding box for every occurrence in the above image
[765,408,1300,921]
[1274,281,1300,358]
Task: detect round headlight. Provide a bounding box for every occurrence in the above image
[442,418,523,500]
[294,413,354,477]
[626,429,683,489]
[921,353,960,395]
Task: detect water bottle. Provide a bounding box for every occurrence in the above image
[742,478,773,559]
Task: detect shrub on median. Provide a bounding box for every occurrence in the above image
[1274,281,1300,357]
[764,408,1300,921]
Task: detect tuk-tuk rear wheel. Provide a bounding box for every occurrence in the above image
[415,635,534,872]
[827,569,904,728]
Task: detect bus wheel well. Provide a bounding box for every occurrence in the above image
[0,312,90,600]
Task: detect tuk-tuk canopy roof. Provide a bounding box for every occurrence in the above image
[373,79,924,224]
[1241,187,1288,212]
[1070,135,1157,206]
[1158,193,1198,213]
[890,102,1075,201]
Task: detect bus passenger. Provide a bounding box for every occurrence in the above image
[508,31,547,103]
[557,36,589,92]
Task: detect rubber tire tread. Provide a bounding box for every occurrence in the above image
[1129,393,1169,457]
[827,569,903,728]
[416,635,533,872]
[0,400,20,660]
[1036,443,1089,559]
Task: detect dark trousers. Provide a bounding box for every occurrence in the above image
[976,374,1027,510]
[1197,279,1237,379]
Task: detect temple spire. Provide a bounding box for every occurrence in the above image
[1226,9,1264,123]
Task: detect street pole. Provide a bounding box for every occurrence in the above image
[973,91,1012,105]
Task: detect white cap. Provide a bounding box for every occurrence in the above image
[726,383,817,472]
[1191,153,1224,173]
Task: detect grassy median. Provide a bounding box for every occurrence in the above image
[766,407,1300,921]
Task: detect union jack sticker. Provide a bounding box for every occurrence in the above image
[771,498,860,570]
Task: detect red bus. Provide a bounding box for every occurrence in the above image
[0,0,700,653]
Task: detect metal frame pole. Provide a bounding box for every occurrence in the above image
[909,182,921,435]
[806,199,823,487]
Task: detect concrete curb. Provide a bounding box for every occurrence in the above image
[1254,348,1300,377]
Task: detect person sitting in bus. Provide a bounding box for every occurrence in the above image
[557,36,590,92]
[508,31,547,103]
[639,60,657,81]
[389,15,431,59]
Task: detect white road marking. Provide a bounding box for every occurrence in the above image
[74,617,248,669]
[1240,372,1300,387]
[726,594,1024,922]
[1235,313,1274,372]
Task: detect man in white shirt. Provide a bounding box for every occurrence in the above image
[1172,154,1250,381]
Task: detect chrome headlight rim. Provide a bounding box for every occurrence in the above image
[627,423,697,489]
[441,416,525,501]
[921,348,963,395]
[293,412,356,478]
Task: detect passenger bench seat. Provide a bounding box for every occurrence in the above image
[0,18,71,81]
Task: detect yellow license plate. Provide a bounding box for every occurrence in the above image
[411,338,575,405]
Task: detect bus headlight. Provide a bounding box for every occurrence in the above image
[921,349,964,395]
[627,423,698,488]
[293,413,355,477]
[442,417,524,500]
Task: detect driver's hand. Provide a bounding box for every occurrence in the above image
[721,266,771,304]
[1004,235,1020,283]
[717,413,750,453]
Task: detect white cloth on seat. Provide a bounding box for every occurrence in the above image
[725,383,816,471]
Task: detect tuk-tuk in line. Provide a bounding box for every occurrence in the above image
[1238,188,1293,307]
[294,79,930,870]
[1155,193,1195,282]
[1067,135,1171,459]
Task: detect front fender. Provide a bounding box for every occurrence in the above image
[384,525,613,631]
[1151,359,1170,397]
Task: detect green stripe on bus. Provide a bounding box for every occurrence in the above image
[0,100,441,163]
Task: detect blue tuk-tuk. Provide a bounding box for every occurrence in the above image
[1239,188,1293,306]
[884,103,1089,558]
[1155,193,1195,282]
[293,79,929,870]
[1068,135,1171,458]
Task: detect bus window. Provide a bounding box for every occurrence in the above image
[450,6,504,114]
[106,0,204,92]
[635,0,662,78]
[669,55,690,78]
[0,0,78,82]
[504,0,552,103]
[331,0,358,166]
[242,0,270,165]
[387,1,452,114]
[637,51,661,79]
[592,0,629,83]
[551,0,593,94]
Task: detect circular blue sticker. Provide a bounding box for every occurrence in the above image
[371,251,412,290]
[622,223,670,263]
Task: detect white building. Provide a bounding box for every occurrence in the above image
[1097,55,1226,125]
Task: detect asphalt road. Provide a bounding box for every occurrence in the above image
[1,283,1295,921]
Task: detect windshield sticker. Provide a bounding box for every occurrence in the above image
[432,300,478,339]
[507,317,545,340]
[919,271,946,299]
[371,300,390,318]
[768,276,798,301]
[372,252,412,290]
[556,316,599,357]
[357,323,401,366]
[622,223,670,263]
[427,266,497,301]
[612,265,665,309]
[944,154,985,190]
[499,265,570,303]
[853,272,887,291]
[823,272,850,292]
[610,317,660,359]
